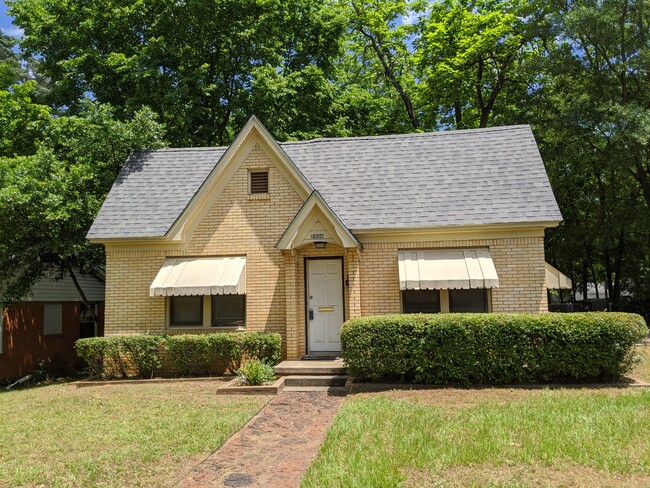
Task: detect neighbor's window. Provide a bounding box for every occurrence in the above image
[170,296,203,326]
[249,171,269,194]
[212,295,246,326]
[79,303,98,339]
[43,303,63,335]
[402,290,441,313]
[449,289,488,313]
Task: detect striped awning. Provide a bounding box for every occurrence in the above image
[398,249,499,290]
[545,262,572,289]
[150,257,246,297]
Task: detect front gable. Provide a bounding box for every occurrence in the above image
[276,191,360,250]
[167,116,313,244]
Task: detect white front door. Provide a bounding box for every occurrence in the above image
[307,258,344,352]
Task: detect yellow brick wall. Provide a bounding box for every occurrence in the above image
[359,237,548,315]
[103,142,548,358]
[104,250,168,335]
[105,143,305,351]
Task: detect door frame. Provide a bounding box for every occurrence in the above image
[304,256,345,354]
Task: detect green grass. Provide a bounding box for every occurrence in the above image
[302,388,650,487]
[0,381,268,487]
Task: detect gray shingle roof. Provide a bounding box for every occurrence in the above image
[87,125,562,239]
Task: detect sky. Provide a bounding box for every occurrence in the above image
[1,1,22,38]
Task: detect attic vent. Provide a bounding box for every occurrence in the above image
[249,171,269,194]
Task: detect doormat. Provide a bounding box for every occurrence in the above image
[301,355,340,361]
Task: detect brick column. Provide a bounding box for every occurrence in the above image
[283,249,300,359]
[347,248,362,319]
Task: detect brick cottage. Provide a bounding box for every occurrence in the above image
[88,117,565,359]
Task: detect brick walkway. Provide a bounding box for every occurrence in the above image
[176,391,345,488]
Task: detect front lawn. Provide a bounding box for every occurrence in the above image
[302,347,650,487]
[0,381,268,487]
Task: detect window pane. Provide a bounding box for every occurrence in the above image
[212,295,245,326]
[449,289,488,313]
[44,303,63,335]
[402,290,440,313]
[171,296,202,325]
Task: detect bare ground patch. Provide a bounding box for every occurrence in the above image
[350,385,644,410]
[629,346,650,384]
[401,463,650,487]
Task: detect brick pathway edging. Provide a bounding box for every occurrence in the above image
[175,391,345,488]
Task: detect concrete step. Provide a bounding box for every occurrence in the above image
[275,359,347,376]
[284,375,348,388]
[283,386,348,394]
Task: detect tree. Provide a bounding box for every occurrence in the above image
[9,0,346,145]
[417,0,541,129]
[0,98,165,324]
[0,31,22,89]
[346,0,425,130]
[535,0,650,302]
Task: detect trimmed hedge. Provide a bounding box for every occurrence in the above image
[165,332,282,376]
[75,335,164,379]
[76,332,282,379]
[341,312,647,385]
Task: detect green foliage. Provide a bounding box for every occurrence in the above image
[76,335,165,379]
[239,332,282,366]
[165,335,214,377]
[0,100,165,306]
[0,31,22,90]
[119,335,165,378]
[534,0,650,303]
[74,337,108,378]
[341,313,647,384]
[10,0,347,145]
[75,336,126,379]
[417,0,536,128]
[165,332,282,377]
[237,360,276,386]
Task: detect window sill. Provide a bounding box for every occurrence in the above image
[247,193,270,200]
[44,333,64,338]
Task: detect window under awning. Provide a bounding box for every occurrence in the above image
[545,262,572,289]
[398,249,499,290]
[150,257,246,297]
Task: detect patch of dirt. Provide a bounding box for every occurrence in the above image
[629,346,650,384]
[400,463,650,487]
[354,388,544,409]
[353,383,648,409]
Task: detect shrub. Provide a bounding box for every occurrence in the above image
[75,336,127,378]
[76,335,164,379]
[76,337,110,377]
[165,335,214,376]
[119,335,165,378]
[341,312,647,385]
[239,332,282,366]
[237,360,276,386]
[77,331,282,379]
[206,332,282,373]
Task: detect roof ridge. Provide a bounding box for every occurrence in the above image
[132,146,229,153]
[278,125,532,146]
